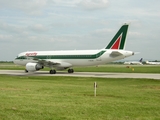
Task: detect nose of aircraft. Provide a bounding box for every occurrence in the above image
[13,59,17,65]
[13,57,19,65]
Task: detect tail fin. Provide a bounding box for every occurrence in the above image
[105,24,129,50]
[139,58,143,62]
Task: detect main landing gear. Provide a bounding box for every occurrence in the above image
[49,69,74,74]
[49,69,56,74]
[68,69,74,73]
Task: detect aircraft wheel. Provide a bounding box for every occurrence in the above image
[25,69,28,73]
[50,70,56,74]
[71,69,74,73]
[68,69,74,73]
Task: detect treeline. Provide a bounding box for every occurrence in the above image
[107,62,124,64]
[0,61,13,63]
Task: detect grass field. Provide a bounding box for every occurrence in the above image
[0,75,160,120]
[0,63,160,119]
[73,65,160,73]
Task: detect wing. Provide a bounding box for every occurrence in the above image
[26,57,72,68]
[32,57,60,66]
[25,56,60,66]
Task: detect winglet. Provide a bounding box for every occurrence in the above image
[105,24,129,50]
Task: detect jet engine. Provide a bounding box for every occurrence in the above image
[26,63,43,72]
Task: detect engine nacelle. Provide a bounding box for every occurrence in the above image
[26,63,43,72]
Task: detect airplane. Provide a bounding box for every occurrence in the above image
[14,24,134,74]
[124,58,143,65]
[145,61,160,65]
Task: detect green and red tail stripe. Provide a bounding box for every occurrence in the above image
[105,24,129,50]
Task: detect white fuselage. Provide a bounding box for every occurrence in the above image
[145,61,160,65]
[124,61,143,65]
[14,49,134,68]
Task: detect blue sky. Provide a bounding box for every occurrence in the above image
[0,0,159,61]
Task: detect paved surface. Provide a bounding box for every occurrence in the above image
[0,70,160,80]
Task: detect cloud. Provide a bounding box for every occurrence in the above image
[53,0,80,7]
[28,24,48,32]
[0,34,13,42]
[78,0,109,10]
[0,0,54,15]
[91,28,113,38]
[0,22,25,34]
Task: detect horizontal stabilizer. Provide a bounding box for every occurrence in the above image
[110,51,123,57]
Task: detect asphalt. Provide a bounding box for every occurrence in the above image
[0,70,160,80]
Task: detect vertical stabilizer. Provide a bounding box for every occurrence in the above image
[105,24,129,50]
[139,58,143,62]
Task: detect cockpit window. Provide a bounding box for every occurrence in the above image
[15,56,26,59]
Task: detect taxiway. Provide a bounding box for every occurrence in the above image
[0,70,160,80]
